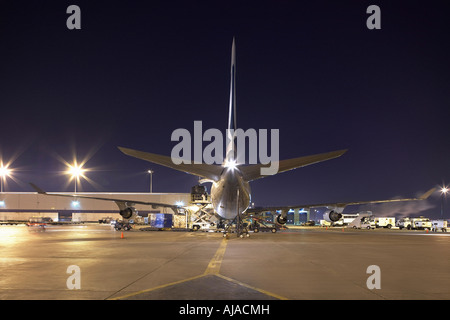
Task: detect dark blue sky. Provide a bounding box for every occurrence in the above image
[1,1,449,217]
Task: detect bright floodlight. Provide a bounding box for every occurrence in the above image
[442,187,449,195]
[65,162,88,193]
[0,164,12,193]
[0,165,11,178]
[67,163,86,178]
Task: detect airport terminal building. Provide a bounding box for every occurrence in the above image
[0,192,191,222]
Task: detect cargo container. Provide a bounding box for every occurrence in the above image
[149,213,173,229]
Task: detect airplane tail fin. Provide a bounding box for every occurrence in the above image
[239,149,348,181]
[228,37,237,132]
[225,37,237,164]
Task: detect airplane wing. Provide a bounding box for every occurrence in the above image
[246,187,437,214]
[239,149,348,181]
[118,147,224,181]
[29,183,183,214]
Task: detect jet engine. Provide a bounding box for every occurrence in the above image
[323,210,342,222]
[119,207,137,220]
[276,214,287,225]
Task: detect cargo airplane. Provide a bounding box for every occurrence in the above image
[31,38,436,237]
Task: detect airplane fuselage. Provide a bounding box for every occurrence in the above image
[210,167,251,220]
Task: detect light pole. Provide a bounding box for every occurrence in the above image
[148,170,153,193]
[441,186,448,218]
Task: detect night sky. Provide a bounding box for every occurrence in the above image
[1,1,449,218]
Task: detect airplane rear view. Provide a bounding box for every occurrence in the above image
[118,38,348,223]
[31,38,436,238]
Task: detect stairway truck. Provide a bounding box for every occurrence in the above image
[349,213,375,229]
[375,217,395,229]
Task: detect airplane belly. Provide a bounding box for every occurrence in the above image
[211,173,250,220]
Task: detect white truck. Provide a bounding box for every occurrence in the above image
[397,216,432,230]
[431,220,447,232]
[397,217,411,230]
[375,217,395,229]
[349,213,375,229]
[412,217,432,230]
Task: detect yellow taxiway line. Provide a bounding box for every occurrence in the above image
[110,238,287,300]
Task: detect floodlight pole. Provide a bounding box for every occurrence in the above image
[148,170,153,193]
[441,187,448,219]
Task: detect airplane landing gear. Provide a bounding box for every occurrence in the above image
[221,212,250,239]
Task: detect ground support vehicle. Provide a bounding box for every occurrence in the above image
[247,217,286,233]
[431,220,447,232]
[413,217,432,230]
[397,217,411,230]
[397,217,432,230]
[349,213,375,229]
[113,221,133,231]
[375,217,395,229]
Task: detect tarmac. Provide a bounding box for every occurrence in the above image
[1,224,449,300]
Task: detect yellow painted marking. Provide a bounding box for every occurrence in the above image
[109,274,205,300]
[203,238,228,275]
[109,238,288,300]
[215,274,289,300]
[110,239,228,300]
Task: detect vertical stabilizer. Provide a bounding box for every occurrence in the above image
[228,37,237,131]
[225,37,237,164]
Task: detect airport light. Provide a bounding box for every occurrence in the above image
[0,164,11,193]
[148,170,154,193]
[66,162,87,193]
[71,200,80,208]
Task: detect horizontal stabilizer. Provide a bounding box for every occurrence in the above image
[247,187,437,214]
[240,149,348,181]
[118,147,224,181]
